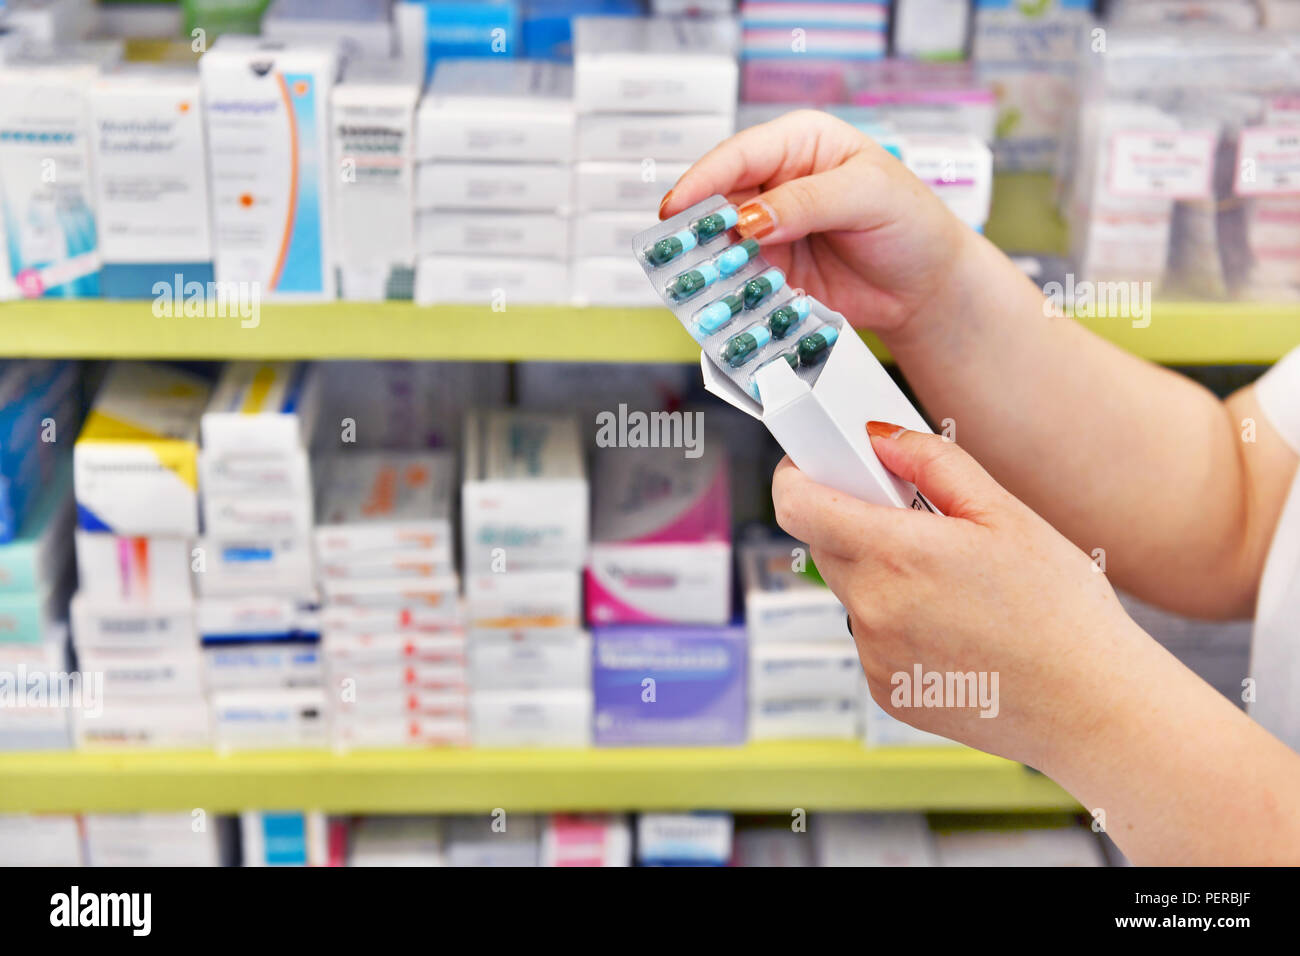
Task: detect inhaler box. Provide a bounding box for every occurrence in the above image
[741,541,850,643]
[416,59,574,162]
[74,362,211,536]
[573,16,739,114]
[0,53,102,298]
[89,67,215,297]
[461,409,589,573]
[592,625,747,746]
[331,58,420,300]
[586,442,732,626]
[74,531,193,601]
[200,37,339,300]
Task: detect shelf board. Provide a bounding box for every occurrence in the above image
[0,298,1295,364]
[0,743,1077,814]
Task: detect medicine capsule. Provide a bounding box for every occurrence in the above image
[743,268,786,309]
[721,324,773,368]
[644,228,698,266]
[748,352,799,401]
[797,326,840,366]
[667,261,720,301]
[767,296,811,339]
[693,291,744,335]
[692,205,739,243]
[715,238,761,277]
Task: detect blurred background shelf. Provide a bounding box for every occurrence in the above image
[1,299,1295,365]
[0,743,1077,813]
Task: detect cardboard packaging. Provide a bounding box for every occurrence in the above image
[200,37,339,299]
[592,625,746,746]
[586,442,731,626]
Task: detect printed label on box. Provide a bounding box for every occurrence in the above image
[1235,127,1300,197]
[1107,130,1215,200]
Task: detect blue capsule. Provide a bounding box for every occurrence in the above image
[715,238,761,277]
[668,261,720,301]
[644,228,698,266]
[693,291,744,335]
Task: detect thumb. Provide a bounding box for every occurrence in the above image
[866,421,1008,522]
[735,158,891,245]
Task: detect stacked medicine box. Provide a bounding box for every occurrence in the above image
[740,541,864,741]
[314,451,468,749]
[197,363,328,751]
[587,438,747,748]
[71,362,211,749]
[461,409,591,747]
[571,15,738,306]
[0,362,79,751]
[414,59,576,306]
[330,58,423,301]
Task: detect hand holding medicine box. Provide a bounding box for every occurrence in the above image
[632,196,939,512]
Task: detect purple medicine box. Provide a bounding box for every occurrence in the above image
[592,625,747,747]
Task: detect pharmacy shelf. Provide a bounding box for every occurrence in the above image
[0,743,1077,814]
[0,298,1296,365]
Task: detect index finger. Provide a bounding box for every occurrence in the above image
[660,110,832,218]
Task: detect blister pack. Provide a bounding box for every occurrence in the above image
[631,196,845,405]
[632,193,940,515]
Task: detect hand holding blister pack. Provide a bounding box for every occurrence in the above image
[632,195,939,513]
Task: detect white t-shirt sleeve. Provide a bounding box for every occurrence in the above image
[1249,345,1300,751]
[1256,345,1300,456]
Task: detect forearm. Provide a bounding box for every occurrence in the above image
[1040,620,1300,865]
[883,233,1253,617]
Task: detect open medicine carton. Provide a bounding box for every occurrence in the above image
[632,194,938,512]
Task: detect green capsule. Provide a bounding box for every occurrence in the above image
[767,296,811,339]
[743,268,786,309]
[721,324,773,368]
[644,228,697,266]
[797,327,840,366]
[691,205,739,242]
[667,261,720,301]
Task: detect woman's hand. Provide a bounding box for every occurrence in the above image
[772,421,1170,776]
[659,109,978,337]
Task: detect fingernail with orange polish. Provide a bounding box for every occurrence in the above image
[658,190,675,219]
[736,199,777,240]
[866,420,907,440]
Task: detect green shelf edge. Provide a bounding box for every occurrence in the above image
[0,743,1077,814]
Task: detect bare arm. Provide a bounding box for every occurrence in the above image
[663,110,1300,618]
[883,233,1300,618]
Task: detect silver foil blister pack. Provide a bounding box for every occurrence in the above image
[631,194,845,406]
